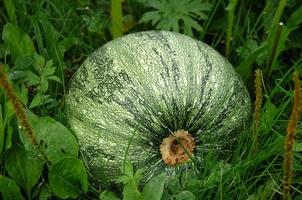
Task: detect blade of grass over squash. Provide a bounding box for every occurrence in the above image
[111,0,123,38]
[123,130,136,175]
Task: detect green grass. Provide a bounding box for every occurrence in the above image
[0,0,302,199]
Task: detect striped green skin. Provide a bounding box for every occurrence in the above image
[66,31,251,185]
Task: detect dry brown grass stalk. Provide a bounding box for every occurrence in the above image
[0,64,49,163]
[252,69,263,155]
[283,71,302,200]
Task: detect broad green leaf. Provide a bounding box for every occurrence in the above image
[9,70,26,80]
[56,36,78,61]
[47,75,61,82]
[20,112,79,163]
[166,175,181,192]
[116,175,132,184]
[182,16,203,31]
[260,100,279,135]
[4,126,13,150]
[57,37,78,54]
[147,0,163,9]
[139,0,210,36]
[33,53,45,73]
[24,70,40,86]
[139,11,161,24]
[294,143,302,152]
[123,179,142,200]
[2,23,35,60]
[0,175,25,200]
[183,20,193,37]
[4,144,44,198]
[40,78,49,93]
[18,84,29,105]
[133,169,144,185]
[142,173,166,200]
[174,191,196,200]
[122,161,134,177]
[42,60,55,77]
[29,93,52,109]
[49,158,88,199]
[29,92,44,108]
[99,190,120,200]
[14,56,34,70]
[171,18,179,32]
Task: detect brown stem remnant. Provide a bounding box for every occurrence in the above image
[160,130,195,166]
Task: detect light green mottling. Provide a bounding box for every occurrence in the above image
[66,31,251,185]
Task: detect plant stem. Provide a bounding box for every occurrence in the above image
[111,0,123,39]
[272,0,288,27]
[225,0,238,59]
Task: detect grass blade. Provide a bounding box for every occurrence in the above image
[225,0,238,59]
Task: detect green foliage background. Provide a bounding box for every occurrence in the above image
[0,0,302,199]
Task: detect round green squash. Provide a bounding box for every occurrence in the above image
[66,31,251,184]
